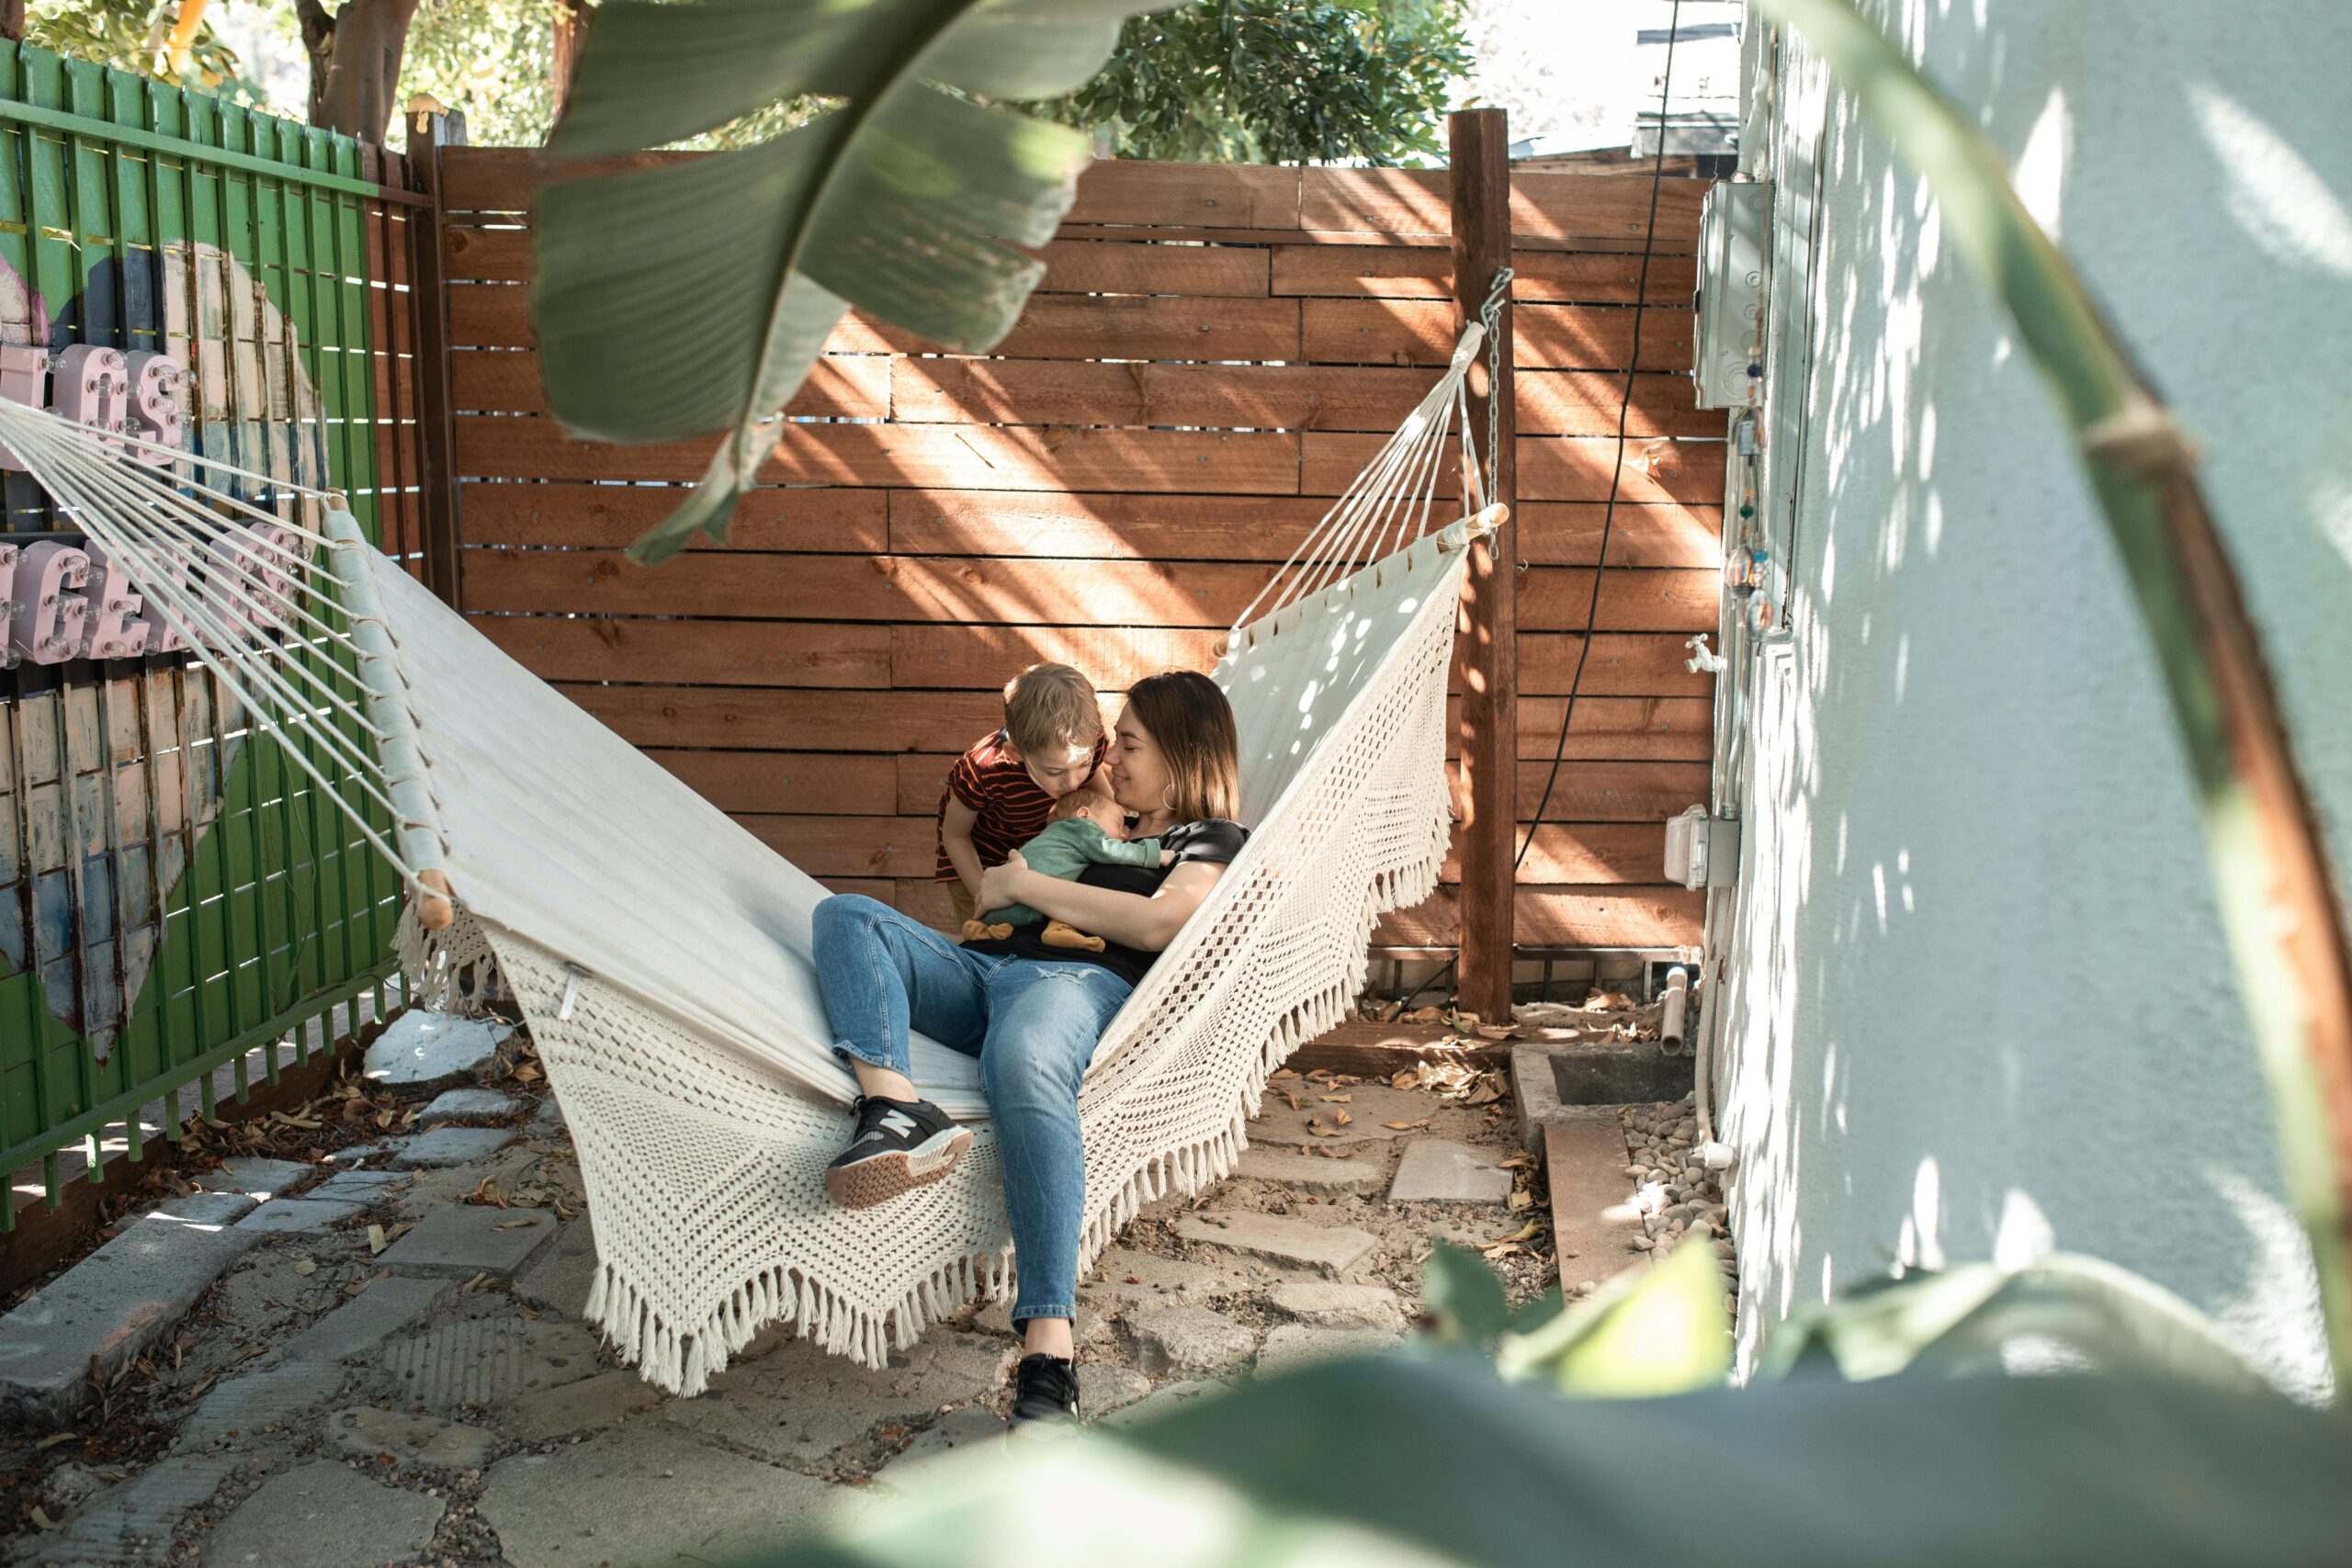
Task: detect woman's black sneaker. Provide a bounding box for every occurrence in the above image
[1009,1352,1080,1432]
[823,1095,972,1208]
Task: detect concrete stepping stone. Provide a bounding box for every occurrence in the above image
[233,1197,368,1235]
[1246,1083,1453,1147]
[1100,1378,1231,1431]
[198,1460,443,1568]
[528,1094,567,1136]
[1173,1211,1380,1277]
[193,1157,314,1199]
[514,1220,598,1317]
[283,1276,452,1363]
[0,1192,263,1427]
[659,1329,1009,1465]
[1232,1145,1389,1192]
[382,1315,602,1411]
[307,1168,411,1205]
[1128,1303,1256,1375]
[363,1010,512,1097]
[175,1359,355,1449]
[1079,1363,1152,1417]
[871,1405,1012,1491]
[505,1367,662,1441]
[478,1423,850,1567]
[1077,1247,1221,1307]
[1255,1323,1401,1376]
[328,1405,499,1469]
[31,1453,240,1565]
[1267,1280,1408,1330]
[379,1201,555,1278]
[1387,1137,1512,1204]
[419,1087,521,1127]
[390,1125,518,1169]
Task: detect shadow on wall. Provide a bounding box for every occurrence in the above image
[1714,1,2350,1401]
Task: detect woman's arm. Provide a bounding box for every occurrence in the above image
[978,852,1226,952]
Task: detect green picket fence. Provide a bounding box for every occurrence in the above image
[0,41,433,1227]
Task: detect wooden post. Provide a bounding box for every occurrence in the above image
[1449,107,1517,1023]
[406,108,464,608]
[551,0,593,120]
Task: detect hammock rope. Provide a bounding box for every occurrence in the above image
[0,319,1510,1391]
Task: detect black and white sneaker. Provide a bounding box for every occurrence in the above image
[1008,1352,1080,1434]
[823,1095,972,1209]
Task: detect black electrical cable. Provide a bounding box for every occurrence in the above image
[1394,0,1685,1017]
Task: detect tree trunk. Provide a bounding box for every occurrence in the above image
[297,0,425,141]
[0,0,24,45]
[551,0,592,123]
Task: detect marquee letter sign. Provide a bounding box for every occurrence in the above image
[0,344,302,670]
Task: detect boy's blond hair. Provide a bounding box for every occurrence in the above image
[1002,663,1102,758]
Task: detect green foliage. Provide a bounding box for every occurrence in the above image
[392,0,555,150]
[25,0,263,103]
[533,0,1169,563]
[1028,0,1469,165]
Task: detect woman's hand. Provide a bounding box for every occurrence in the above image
[976,850,1030,914]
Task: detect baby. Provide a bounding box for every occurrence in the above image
[962,790,1174,953]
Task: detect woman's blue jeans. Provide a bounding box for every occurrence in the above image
[810,893,1133,1327]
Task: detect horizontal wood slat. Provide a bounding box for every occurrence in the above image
[881,491,1720,568]
[443,151,1721,953]
[458,550,1715,639]
[550,685,1713,761]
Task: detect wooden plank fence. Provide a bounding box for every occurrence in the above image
[435,155,1717,951]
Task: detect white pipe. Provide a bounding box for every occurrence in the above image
[1694,886,1736,1169]
[1659,965,1690,1054]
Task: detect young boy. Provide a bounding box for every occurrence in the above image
[935,662,1108,931]
[961,790,1174,952]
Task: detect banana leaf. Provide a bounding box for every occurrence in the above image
[533,0,1178,562]
[752,1359,2352,1568]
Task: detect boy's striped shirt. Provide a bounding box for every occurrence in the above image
[933,729,1108,881]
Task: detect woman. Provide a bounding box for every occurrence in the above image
[809,670,1247,1429]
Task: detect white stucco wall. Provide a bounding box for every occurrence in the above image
[1715,1,2352,1397]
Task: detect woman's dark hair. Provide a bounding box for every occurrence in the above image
[1125,671,1240,824]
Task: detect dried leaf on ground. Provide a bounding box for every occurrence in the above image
[1318,1093,1352,1103]
[367,1224,389,1255]
[1333,1108,1353,1126]
[1391,1067,1421,1089]
[1509,1189,1534,1212]
[33,1432,77,1452]
[1474,1023,1521,1040]
[1307,1145,1354,1160]
[1382,1119,1433,1131]
[492,1218,537,1231]
[293,1258,317,1276]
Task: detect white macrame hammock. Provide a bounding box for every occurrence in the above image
[0,321,1506,1393]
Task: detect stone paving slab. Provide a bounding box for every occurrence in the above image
[1232,1145,1390,1192]
[381,1314,603,1412]
[198,1460,444,1568]
[1387,1136,1512,1204]
[192,1158,315,1199]
[282,1276,452,1364]
[1079,1363,1152,1418]
[504,1366,662,1442]
[1254,1323,1401,1376]
[379,1202,555,1278]
[513,1221,597,1318]
[477,1423,852,1568]
[1099,1378,1232,1431]
[232,1198,368,1235]
[389,1125,518,1169]
[34,1453,241,1564]
[1266,1280,1408,1330]
[327,1406,499,1470]
[1128,1303,1257,1375]
[363,1010,512,1097]
[304,1169,411,1206]
[870,1405,1010,1492]
[1,1194,264,1428]
[1076,1247,1222,1308]
[660,1330,1009,1465]
[1247,1083,1469,1147]
[175,1359,356,1449]
[1173,1212,1380,1277]
[419,1088,521,1127]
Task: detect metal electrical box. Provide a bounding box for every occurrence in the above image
[1690,180,1770,409]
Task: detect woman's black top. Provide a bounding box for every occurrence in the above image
[959,818,1249,987]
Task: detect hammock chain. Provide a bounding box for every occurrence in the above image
[1478,266,1513,517]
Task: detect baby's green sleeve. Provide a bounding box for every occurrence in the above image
[1084,832,1164,868]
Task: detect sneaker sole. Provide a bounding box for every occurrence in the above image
[825,1127,974,1209]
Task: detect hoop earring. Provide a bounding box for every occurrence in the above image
[1160,784,1178,815]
